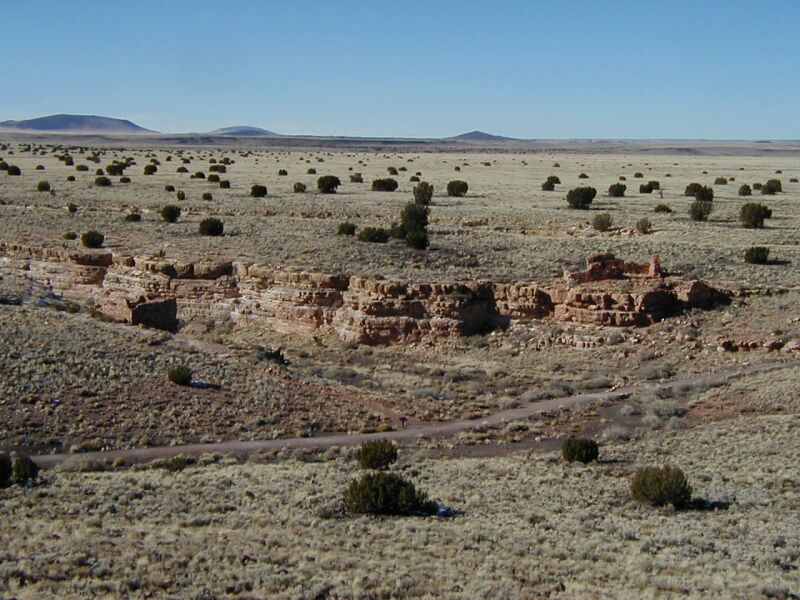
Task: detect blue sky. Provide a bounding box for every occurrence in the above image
[1,1,798,138]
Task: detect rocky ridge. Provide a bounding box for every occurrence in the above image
[0,245,728,344]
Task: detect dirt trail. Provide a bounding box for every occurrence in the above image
[31,358,796,468]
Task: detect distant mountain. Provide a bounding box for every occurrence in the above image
[449,130,516,142]
[0,114,155,133]
[207,126,279,137]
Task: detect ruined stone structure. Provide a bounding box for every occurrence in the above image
[0,244,728,344]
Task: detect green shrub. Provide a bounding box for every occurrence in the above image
[355,440,398,470]
[714,177,728,185]
[546,175,561,185]
[633,172,643,178]
[636,217,653,234]
[125,213,141,222]
[372,178,398,192]
[693,185,714,202]
[177,166,188,173]
[753,182,763,190]
[0,452,11,483]
[761,179,781,195]
[209,164,226,173]
[561,438,599,464]
[592,212,613,231]
[168,366,193,386]
[251,184,268,197]
[76,164,89,172]
[738,184,752,196]
[7,165,21,176]
[12,456,39,485]
[619,175,627,181]
[81,231,104,248]
[35,165,45,171]
[688,200,713,221]
[307,168,316,175]
[566,186,596,209]
[541,180,556,191]
[413,181,434,205]
[94,176,111,187]
[202,192,213,201]
[358,227,389,243]
[400,202,429,233]
[654,204,672,213]
[337,222,356,236]
[684,182,703,197]
[220,180,231,189]
[639,180,660,194]
[165,184,175,192]
[630,466,691,508]
[198,217,224,236]
[350,173,363,183]
[278,169,288,176]
[293,182,307,193]
[144,164,157,175]
[317,175,341,194]
[120,176,131,184]
[744,246,769,264]
[207,174,220,183]
[106,164,124,176]
[409,175,420,182]
[740,203,772,228]
[578,173,589,179]
[387,166,398,175]
[66,175,75,182]
[405,229,429,250]
[161,205,181,223]
[608,183,626,197]
[447,180,468,197]
[343,472,436,516]
[36,180,50,192]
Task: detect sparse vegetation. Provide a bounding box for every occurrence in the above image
[654,203,672,213]
[251,184,268,197]
[12,455,39,485]
[744,246,770,264]
[337,222,356,236]
[740,203,772,228]
[372,178,398,192]
[561,438,599,463]
[636,217,653,234]
[592,212,613,231]
[447,180,469,197]
[81,231,104,248]
[355,440,398,470]
[317,175,341,194]
[566,186,596,209]
[607,183,626,197]
[344,472,436,516]
[161,205,181,223]
[198,218,224,236]
[167,366,193,386]
[357,227,390,243]
[413,181,434,205]
[738,184,752,196]
[630,466,692,509]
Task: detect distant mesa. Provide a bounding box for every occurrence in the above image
[449,130,516,142]
[207,126,279,137]
[0,114,155,133]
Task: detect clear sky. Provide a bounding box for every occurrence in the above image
[1,1,798,139]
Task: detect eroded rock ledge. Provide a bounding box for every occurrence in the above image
[0,244,728,344]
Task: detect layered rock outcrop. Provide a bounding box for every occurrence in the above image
[0,244,729,344]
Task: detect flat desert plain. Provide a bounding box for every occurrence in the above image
[0,139,798,598]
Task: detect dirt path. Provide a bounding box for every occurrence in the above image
[32,358,796,468]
